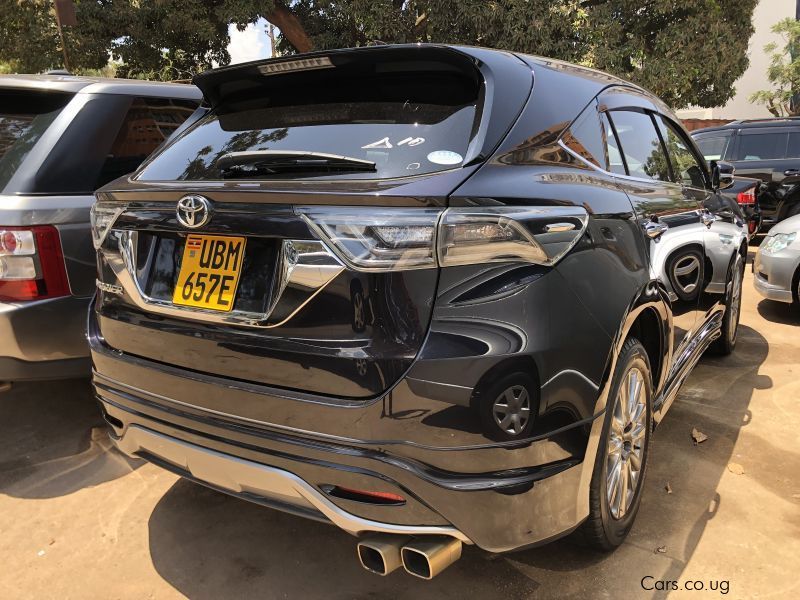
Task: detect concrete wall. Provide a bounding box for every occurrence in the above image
[677,0,796,120]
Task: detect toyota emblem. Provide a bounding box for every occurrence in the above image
[176,195,211,229]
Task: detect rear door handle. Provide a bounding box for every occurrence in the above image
[784,169,800,176]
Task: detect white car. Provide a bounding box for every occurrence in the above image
[753,213,800,304]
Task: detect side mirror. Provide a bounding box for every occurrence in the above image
[711,160,735,190]
[782,169,800,185]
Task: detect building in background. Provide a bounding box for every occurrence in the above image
[678,0,796,126]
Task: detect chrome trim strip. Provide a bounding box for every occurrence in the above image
[114,425,473,544]
[103,230,344,328]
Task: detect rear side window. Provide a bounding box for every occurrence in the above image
[0,90,73,192]
[787,132,800,158]
[96,97,198,188]
[562,101,607,168]
[607,110,670,181]
[736,132,787,160]
[657,116,707,189]
[137,61,482,181]
[694,134,730,161]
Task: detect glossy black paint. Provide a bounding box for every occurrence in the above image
[90,45,745,552]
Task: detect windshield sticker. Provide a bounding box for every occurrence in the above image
[362,136,426,149]
[362,137,393,149]
[427,150,463,165]
[397,136,425,146]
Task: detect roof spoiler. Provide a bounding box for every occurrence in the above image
[192,45,482,108]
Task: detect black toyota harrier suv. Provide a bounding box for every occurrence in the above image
[90,45,746,579]
[693,117,800,229]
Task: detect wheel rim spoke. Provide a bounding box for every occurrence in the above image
[629,450,641,471]
[605,364,649,520]
[617,460,629,518]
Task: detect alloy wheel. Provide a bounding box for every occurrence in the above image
[606,367,647,519]
[672,254,700,295]
[728,258,743,343]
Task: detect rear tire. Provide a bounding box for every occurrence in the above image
[579,337,652,551]
[709,252,744,356]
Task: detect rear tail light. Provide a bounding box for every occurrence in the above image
[736,188,756,206]
[299,207,441,271]
[0,226,70,301]
[90,201,127,249]
[300,206,588,272]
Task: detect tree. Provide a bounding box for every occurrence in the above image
[749,17,800,117]
[0,0,758,110]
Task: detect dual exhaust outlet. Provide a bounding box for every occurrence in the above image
[357,534,462,580]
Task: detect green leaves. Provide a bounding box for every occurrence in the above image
[0,0,758,109]
[749,17,800,117]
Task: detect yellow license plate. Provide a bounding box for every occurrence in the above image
[172,234,246,311]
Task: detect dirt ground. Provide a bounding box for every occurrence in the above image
[1,267,799,599]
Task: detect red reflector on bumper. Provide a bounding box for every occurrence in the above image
[323,485,406,505]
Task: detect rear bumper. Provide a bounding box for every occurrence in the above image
[114,423,471,544]
[0,296,91,381]
[92,339,596,553]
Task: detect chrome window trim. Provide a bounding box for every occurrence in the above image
[559,110,713,191]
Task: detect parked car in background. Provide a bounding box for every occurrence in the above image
[692,118,800,230]
[90,45,746,579]
[0,74,201,383]
[753,213,800,305]
[720,175,762,236]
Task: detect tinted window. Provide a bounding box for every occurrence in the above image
[787,132,800,158]
[657,116,706,188]
[608,110,670,181]
[137,65,481,181]
[736,132,787,161]
[97,97,198,188]
[695,135,730,161]
[562,102,606,168]
[0,90,73,192]
[601,113,626,175]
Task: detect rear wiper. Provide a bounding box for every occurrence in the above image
[216,150,376,177]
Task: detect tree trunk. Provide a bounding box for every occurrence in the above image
[265,3,313,53]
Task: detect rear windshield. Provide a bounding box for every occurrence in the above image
[137,62,482,181]
[0,90,73,191]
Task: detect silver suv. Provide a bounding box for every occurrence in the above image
[0,74,200,383]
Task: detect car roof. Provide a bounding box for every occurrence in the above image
[0,74,201,100]
[692,117,800,135]
[193,43,644,103]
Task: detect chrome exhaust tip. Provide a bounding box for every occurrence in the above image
[401,537,462,580]
[357,534,410,576]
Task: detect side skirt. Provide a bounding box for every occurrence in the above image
[652,312,723,425]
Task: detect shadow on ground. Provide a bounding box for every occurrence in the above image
[0,378,139,499]
[145,323,771,599]
[756,298,799,325]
